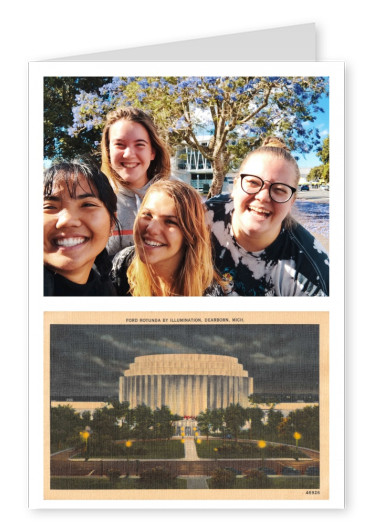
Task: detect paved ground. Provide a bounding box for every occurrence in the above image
[183,437,199,460]
[185,476,209,489]
[296,189,329,203]
[293,190,330,251]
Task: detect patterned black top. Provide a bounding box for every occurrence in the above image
[206,194,329,297]
[111,246,225,296]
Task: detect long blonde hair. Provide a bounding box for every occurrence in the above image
[100,107,171,192]
[127,180,219,296]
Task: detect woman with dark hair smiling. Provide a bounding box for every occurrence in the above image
[43,158,119,296]
[206,137,329,296]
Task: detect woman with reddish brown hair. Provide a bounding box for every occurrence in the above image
[101,106,171,257]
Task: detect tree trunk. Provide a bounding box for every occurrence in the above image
[207,152,229,199]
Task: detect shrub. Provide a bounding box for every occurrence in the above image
[210,468,236,489]
[244,469,269,488]
[139,467,176,488]
[106,468,121,482]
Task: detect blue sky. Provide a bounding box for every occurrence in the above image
[294,93,329,170]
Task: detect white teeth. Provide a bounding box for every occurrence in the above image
[250,207,271,216]
[144,239,164,247]
[56,237,86,247]
[122,163,138,168]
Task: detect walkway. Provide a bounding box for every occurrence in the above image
[183,436,199,460]
[185,476,209,489]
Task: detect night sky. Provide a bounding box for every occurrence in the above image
[50,324,319,399]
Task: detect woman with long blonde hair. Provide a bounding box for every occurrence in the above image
[111,180,224,296]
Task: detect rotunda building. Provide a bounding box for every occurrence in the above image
[119,354,253,417]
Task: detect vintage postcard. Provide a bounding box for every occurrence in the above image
[43,311,329,507]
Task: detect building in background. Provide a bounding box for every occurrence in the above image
[119,353,253,417]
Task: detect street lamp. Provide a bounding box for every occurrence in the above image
[293,431,302,460]
[79,430,90,459]
[257,439,266,468]
[125,440,132,476]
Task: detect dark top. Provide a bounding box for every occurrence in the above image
[111,246,225,296]
[44,266,116,296]
[205,194,329,296]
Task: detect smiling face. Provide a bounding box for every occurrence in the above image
[43,174,112,284]
[109,119,156,190]
[232,153,297,251]
[135,191,185,280]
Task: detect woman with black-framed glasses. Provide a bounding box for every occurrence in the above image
[206,137,329,296]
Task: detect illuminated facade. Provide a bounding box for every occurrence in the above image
[119,354,253,417]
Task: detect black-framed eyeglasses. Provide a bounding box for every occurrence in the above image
[240,174,296,203]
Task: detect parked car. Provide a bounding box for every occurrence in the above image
[282,466,301,476]
[305,466,320,476]
[300,184,310,191]
[224,467,243,476]
[258,466,276,476]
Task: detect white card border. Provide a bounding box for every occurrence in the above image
[28,61,344,509]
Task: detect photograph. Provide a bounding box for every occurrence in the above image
[44,311,328,502]
[43,74,330,297]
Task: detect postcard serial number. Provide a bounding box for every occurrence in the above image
[305,491,320,495]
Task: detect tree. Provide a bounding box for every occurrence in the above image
[44,76,111,161]
[91,406,120,441]
[223,404,249,442]
[63,76,328,197]
[197,409,212,441]
[109,399,133,439]
[275,406,319,450]
[50,405,85,449]
[246,406,264,437]
[266,409,284,434]
[307,136,329,183]
[153,406,175,440]
[132,404,154,441]
[210,408,225,438]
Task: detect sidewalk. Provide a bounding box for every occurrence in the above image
[183,437,199,460]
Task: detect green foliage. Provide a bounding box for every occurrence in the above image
[307,136,329,183]
[139,467,177,488]
[106,468,121,481]
[307,165,324,182]
[50,476,187,490]
[285,406,320,450]
[244,469,270,488]
[132,404,154,441]
[153,406,175,439]
[197,409,213,440]
[44,76,111,161]
[210,468,236,489]
[317,136,329,165]
[45,75,328,196]
[50,405,87,451]
[224,403,250,441]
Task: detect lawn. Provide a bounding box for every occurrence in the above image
[75,439,185,459]
[51,476,187,490]
[207,476,320,489]
[196,439,306,459]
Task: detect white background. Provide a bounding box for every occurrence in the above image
[1,0,371,527]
